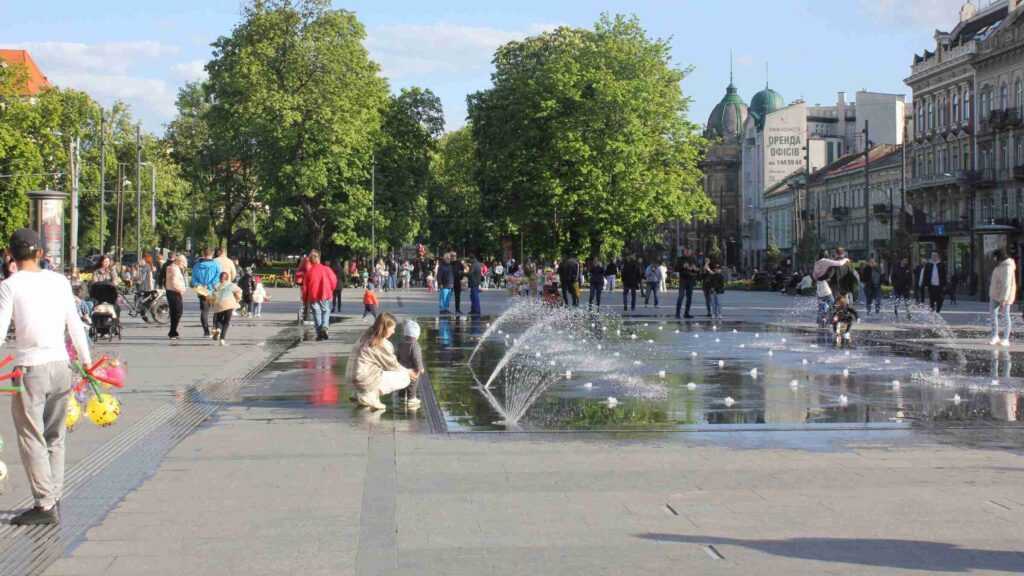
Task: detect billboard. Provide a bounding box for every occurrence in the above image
[763,103,807,191]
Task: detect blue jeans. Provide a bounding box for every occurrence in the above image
[645,281,659,306]
[470,285,481,315]
[818,294,835,327]
[439,288,452,312]
[992,302,1011,341]
[311,299,331,331]
[710,292,721,317]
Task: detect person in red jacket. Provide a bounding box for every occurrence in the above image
[301,250,338,341]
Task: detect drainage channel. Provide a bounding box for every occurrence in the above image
[0,333,299,576]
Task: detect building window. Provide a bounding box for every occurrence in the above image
[1000,139,1008,173]
[1017,189,1023,220]
[1017,79,1023,109]
[1001,83,1009,111]
[919,104,926,134]
[1016,138,1023,166]
[953,93,960,122]
[1003,190,1010,218]
[964,89,971,123]
[928,100,935,130]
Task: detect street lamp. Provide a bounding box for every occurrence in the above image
[140,162,157,230]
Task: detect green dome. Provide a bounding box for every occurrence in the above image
[705,83,748,141]
[749,87,785,128]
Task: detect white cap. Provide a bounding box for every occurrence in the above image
[403,319,421,340]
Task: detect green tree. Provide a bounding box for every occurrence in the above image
[204,0,388,250]
[796,230,820,270]
[374,87,444,252]
[428,126,494,254]
[468,14,712,259]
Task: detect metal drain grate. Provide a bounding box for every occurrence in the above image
[0,333,299,576]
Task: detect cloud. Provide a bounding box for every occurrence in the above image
[50,71,177,120]
[366,22,559,80]
[171,59,208,82]
[19,41,179,75]
[858,0,966,28]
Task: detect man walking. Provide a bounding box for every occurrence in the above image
[890,257,913,320]
[191,248,220,337]
[923,251,947,313]
[621,255,642,312]
[301,250,338,341]
[557,253,580,307]
[452,255,465,314]
[588,258,605,310]
[437,254,454,314]
[0,229,92,525]
[861,258,882,315]
[675,252,697,319]
[468,255,483,315]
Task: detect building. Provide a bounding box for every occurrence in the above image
[739,90,907,268]
[972,0,1024,290]
[699,74,749,265]
[811,145,908,260]
[0,49,51,96]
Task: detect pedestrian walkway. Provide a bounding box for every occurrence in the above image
[1,287,1022,575]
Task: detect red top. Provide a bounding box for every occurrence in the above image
[301,263,337,303]
[363,290,379,306]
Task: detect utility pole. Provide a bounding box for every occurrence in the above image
[136,124,142,261]
[70,137,80,271]
[863,120,871,259]
[99,112,105,255]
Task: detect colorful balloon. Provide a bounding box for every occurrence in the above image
[86,393,121,427]
[66,396,82,430]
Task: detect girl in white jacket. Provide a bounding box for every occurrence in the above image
[988,249,1016,346]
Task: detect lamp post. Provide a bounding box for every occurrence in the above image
[371,154,376,264]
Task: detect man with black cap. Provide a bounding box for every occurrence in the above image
[0,229,92,525]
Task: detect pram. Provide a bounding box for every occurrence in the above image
[89,283,122,341]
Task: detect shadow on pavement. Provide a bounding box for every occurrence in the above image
[636,533,1024,572]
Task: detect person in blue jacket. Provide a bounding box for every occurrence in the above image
[190,248,221,337]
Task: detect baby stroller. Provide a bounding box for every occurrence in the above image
[89,283,122,341]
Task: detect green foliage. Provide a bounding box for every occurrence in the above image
[765,243,782,269]
[796,230,819,270]
[374,87,444,250]
[204,0,388,250]
[427,126,496,255]
[467,14,712,259]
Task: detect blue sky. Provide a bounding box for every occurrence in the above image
[0,0,970,134]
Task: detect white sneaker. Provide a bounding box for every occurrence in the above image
[1000,339,1011,347]
[990,336,1001,346]
[219,339,228,347]
[356,392,386,411]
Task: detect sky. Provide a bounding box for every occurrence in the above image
[0,0,980,135]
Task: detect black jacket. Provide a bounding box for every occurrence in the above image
[589,262,605,286]
[437,261,454,289]
[558,258,580,285]
[890,265,913,295]
[621,260,642,289]
[919,262,947,289]
[452,261,465,291]
[468,260,482,288]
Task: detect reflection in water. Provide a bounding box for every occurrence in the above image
[421,317,1024,432]
[308,356,338,406]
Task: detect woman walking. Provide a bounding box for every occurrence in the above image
[211,271,242,346]
[989,249,1016,347]
[165,254,188,340]
[348,312,417,411]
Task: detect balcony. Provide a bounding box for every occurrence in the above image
[1007,108,1022,127]
[908,170,972,191]
[1014,165,1024,180]
[832,207,850,221]
[975,168,997,188]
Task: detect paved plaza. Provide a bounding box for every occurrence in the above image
[0,287,1022,575]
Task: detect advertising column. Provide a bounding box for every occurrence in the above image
[28,189,67,270]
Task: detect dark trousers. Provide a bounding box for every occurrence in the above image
[167,290,183,338]
[198,296,212,335]
[644,281,659,306]
[454,289,463,313]
[915,285,926,304]
[562,283,579,307]
[470,286,481,315]
[865,285,881,313]
[703,288,713,316]
[332,289,342,312]
[893,292,912,318]
[675,284,693,317]
[928,286,945,313]
[623,287,637,311]
[214,310,233,340]
[589,284,603,308]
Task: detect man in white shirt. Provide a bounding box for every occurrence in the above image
[0,229,92,525]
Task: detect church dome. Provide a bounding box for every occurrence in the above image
[705,83,748,141]
[749,87,785,128]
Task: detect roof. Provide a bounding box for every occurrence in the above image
[705,83,749,140]
[749,87,784,129]
[822,145,902,179]
[947,1,1007,46]
[0,49,51,95]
